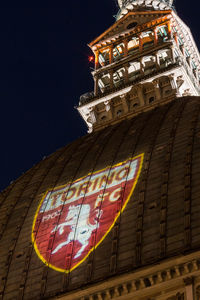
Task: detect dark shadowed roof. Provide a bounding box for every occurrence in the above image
[0,96,200,300]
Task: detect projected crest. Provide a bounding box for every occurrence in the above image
[32,154,143,273]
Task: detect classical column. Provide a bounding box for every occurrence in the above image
[154,27,158,45]
[155,52,160,69]
[88,106,97,124]
[95,51,99,70]
[109,69,114,89]
[184,277,194,300]
[109,45,113,64]
[139,34,143,52]
[140,58,145,75]
[124,63,129,83]
[136,85,145,106]
[170,46,176,63]
[104,100,112,119]
[120,94,129,113]
[124,39,128,57]
[169,74,176,89]
[87,107,97,133]
[169,74,179,95]
[94,75,99,96]
[167,21,172,39]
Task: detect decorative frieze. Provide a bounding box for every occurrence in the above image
[51,252,200,300]
[78,67,199,132]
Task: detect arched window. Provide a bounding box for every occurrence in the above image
[128,37,139,55]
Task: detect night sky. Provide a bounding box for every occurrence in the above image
[0,0,199,192]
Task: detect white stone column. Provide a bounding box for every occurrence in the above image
[169,74,180,96]
[104,100,112,120]
[155,52,160,69]
[170,46,176,63]
[169,74,177,89]
[140,58,145,75]
[94,75,99,96]
[120,94,129,113]
[88,107,97,125]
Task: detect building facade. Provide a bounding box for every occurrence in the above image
[0,1,200,300]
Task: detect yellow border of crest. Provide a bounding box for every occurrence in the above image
[32,153,144,273]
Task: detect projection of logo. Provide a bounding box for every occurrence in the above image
[32,154,143,273]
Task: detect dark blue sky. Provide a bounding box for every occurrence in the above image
[0,0,199,192]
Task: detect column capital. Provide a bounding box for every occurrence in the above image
[183,277,194,286]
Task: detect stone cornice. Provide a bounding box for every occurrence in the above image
[51,251,200,300]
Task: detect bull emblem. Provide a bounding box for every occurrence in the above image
[51,204,101,258]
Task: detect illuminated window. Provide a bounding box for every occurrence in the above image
[113,43,124,61]
[99,49,110,66]
[157,25,169,42]
[128,37,139,54]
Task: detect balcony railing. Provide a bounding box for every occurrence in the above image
[79,61,180,106]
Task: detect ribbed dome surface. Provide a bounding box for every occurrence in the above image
[1,96,200,300]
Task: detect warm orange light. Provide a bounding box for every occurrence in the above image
[89,56,94,62]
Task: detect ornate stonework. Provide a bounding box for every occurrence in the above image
[78,9,200,132]
[0,1,200,300]
[117,0,174,19]
[49,251,200,300]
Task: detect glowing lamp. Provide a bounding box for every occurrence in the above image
[89,56,94,62]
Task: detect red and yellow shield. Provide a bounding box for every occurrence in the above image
[32,154,143,273]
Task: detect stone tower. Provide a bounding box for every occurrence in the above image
[0,1,200,300]
[78,0,200,133]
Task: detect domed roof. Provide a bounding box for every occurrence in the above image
[0,96,200,299]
